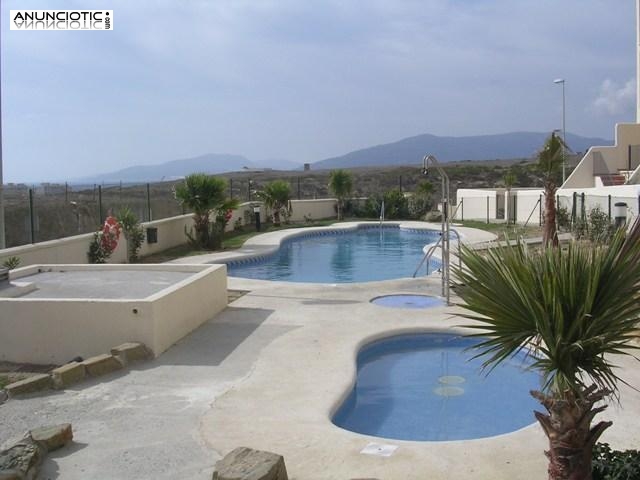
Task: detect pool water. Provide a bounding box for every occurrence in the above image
[332,333,541,441]
[227,226,441,283]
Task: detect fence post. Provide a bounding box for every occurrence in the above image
[572,192,577,225]
[146,183,152,222]
[608,195,612,221]
[98,185,103,224]
[29,188,35,244]
[539,194,542,226]
[486,196,490,224]
[581,192,586,220]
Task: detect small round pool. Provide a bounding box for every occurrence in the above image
[332,333,541,441]
[227,226,441,283]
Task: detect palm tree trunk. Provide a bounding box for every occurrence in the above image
[531,386,612,480]
[543,185,559,247]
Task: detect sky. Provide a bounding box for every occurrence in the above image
[1,0,638,182]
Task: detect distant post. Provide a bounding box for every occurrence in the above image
[146,183,152,221]
[29,188,35,244]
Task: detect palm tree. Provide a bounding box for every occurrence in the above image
[328,169,353,220]
[453,221,640,480]
[256,180,291,226]
[538,132,567,247]
[174,173,237,249]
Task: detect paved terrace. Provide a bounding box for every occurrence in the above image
[1,222,639,479]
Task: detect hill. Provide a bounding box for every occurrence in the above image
[75,154,301,184]
[312,132,611,169]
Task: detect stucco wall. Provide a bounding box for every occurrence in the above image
[452,189,497,221]
[0,199,341,267]
[564,123,640,189]
[0,264,227,364]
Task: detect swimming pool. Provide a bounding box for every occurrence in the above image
[227,226,441,283]
[332,333,541,441]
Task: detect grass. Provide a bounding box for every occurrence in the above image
[458,220,544,242]
[0,374,10,389]
[140,219,339,263]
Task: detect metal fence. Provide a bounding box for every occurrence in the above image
[3,182,185,248]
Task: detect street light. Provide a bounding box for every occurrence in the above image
[553,78,566,185]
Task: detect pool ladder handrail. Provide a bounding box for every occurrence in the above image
[412,229,462,278]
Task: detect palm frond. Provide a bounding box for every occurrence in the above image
[453,221,640,395]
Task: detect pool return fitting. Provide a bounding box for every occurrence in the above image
[421,154,452,305]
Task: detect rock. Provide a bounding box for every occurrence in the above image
[5,374,52,398]
[82,354,123,377]
[212,447,288,480]
[110,342,151,365]
[0,390,7,405]
[30,424,73,453]
[0,470,22,480]
[0,437,46,480]
[51,362,86,389]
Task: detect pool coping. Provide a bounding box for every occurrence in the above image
[200,276,640,479]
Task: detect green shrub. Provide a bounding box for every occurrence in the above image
[117,207,145,263]
[588,206,615,243]
[593,443,640,480]
[556,206,571,232]
[2,256,21,270]
[382,188,409,219]
[87,232,111,264]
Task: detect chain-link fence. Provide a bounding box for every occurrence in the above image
[4,181,184,248]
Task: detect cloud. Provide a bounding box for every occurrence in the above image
[591,79,636,116]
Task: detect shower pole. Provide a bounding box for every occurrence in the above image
[422,155,451,305]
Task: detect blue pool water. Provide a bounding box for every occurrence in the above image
[227,226,441,283]
[332,333,541,441]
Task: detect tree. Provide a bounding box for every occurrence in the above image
[256,180,291,226]
[538,132,567,247]
[328,169,353,220]
[453,221,640,480]
[174,173,238,249]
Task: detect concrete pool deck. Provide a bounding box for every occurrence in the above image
[1,222,639,479]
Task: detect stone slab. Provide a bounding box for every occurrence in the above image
[82,354,123,377]
[51,362,86,389]
[30,424,73,452]
[212,447,288,480]
[110,342,151,365]
[0,437,45,480]
[5,374,51,398]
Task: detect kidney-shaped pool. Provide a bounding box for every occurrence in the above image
[332,333,542,441]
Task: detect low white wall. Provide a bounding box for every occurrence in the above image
[452,189,497,222]
[289,199,337,222]
[0,199,339,267]
[0,214,196,267]
[1,264,227,364]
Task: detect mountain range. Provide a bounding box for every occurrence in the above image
[77,131,611,183]
[312,131,611,169]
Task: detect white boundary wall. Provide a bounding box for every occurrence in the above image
[0,199,338,267]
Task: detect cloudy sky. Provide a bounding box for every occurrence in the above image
[2,0,637,182]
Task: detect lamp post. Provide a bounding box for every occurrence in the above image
[553,78,566,185]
